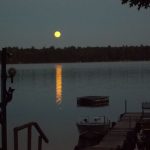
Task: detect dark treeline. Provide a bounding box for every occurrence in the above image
[0,45,150,64]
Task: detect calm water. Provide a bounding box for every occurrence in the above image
[2,61,150,150]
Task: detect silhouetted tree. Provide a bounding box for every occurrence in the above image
[1,46,150,63]
[121,0,150,9]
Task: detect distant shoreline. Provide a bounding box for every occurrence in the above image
[1,46,150,64]
[5,60,150,65]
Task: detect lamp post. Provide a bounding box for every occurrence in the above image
[1,48,7,150]
[1,48,16,150]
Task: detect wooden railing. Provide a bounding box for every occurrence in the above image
[14,122,49,150]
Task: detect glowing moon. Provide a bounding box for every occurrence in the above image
[54,31,61,38]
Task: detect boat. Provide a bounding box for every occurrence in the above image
[76,96,110,134]
[75,96,111,149]
[77,96,109,107]
[75,116,110,150]
[74,130,105,150]
[76,116,110,134]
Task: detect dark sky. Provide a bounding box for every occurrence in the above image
[0,0,150,48]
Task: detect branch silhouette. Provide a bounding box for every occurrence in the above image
[121,0,150,9]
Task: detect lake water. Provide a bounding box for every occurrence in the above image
[2,61,150,150]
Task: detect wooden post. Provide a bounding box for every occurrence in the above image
[38,136,42,150]
[1,48,7,150]
[27,126,32,150]
[129,116,131,129]
[14,129,18,150]
[125,100,127,114]
[142,103,144,117]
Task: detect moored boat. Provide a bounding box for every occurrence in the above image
[75,116,111,150]
[76,116,110,134]
[76,95,110,149]
[77,96,109,107]
[75,96,111,150]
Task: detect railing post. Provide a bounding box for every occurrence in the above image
[38,136,42,150]
[27,126,32,150]
[14,128,18,150]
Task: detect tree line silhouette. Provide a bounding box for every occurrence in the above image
[0,45,150,64]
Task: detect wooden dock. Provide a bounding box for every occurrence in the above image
[83,112,142,150]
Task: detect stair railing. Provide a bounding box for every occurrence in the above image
[14,122,49,150]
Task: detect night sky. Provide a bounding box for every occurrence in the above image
[0,0,150,49]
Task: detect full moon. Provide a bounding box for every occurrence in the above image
[54,31,61,38]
